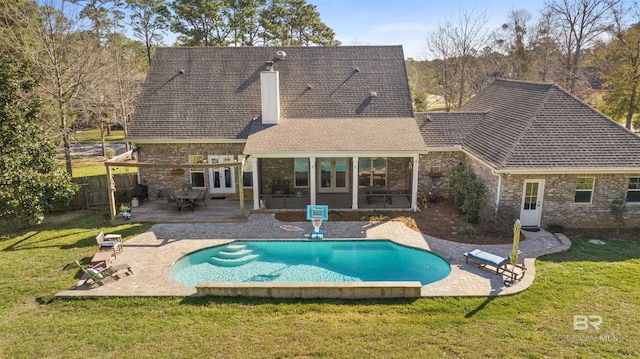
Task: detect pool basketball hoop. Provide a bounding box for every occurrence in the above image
[306,205,328,240]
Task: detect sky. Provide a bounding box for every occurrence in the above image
[311,0,548,59]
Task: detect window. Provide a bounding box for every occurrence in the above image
[359,157,387,187]
[574,177,595,203]
[294,158,309,187]
[627,177,640,203]
[189,155,205,188]
[242,157,253,188]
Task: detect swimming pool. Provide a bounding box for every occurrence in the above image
[171,240,451,287]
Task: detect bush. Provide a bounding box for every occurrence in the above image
[448,164,485,223]
[546,223,565,234]
[105,148,116,158]
[610,198,628,234]
[480,204,519,237]
[115,189,132,206]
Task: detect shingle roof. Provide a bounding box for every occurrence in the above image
[460,79,640,170]
[128,46,414,141]
[244,117,427,154]
[415,112,484,148]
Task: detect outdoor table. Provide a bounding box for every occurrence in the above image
[175,190,199,206]
[91,251,112,268]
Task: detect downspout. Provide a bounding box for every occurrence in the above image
[492,170,501,212]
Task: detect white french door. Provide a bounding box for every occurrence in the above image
[520,179,544,227]
[318,158,349,193]
[208,155,236,194]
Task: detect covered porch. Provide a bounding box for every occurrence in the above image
[251,156,418,210]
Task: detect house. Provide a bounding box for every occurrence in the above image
[416,79,640,228]
[127,46,427,211]
[128,46,640,229]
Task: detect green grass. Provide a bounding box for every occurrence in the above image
[0,214,638,358]
[58,156,136,177]
[72,129,125,143]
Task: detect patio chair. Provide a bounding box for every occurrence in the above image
[74,260,133,287]
[95,232,123,257]
[464,249,526,286]
[195,191,208,207]
[161,189,176,209]
[176,197,194,211]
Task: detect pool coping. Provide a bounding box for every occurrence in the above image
[55,215,571,298]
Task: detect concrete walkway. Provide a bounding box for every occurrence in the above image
[56,214,571,298]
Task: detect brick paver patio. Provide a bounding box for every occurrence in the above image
[56,214,570,298]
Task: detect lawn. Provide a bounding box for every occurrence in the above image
[0,212,638,358]
[60,156,136,177]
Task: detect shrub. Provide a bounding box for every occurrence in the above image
[115,189,132,206]
[546,223,565,234]
[456,226,477,238]
[480,204,519,237]
[448,164,485,223]
[610,198,628,234]
[105,148,116,158]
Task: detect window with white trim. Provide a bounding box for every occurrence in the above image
[189,155,205,188]
[294,158,309,187]
[242,157,253,188]
[358,157,387,187]
[627,177,640,203]
[574,177,595,203]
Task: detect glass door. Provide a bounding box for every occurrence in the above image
[318,158,348,193]
[208,155,236,194]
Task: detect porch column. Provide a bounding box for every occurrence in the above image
[252,157,260,210]
[352,157,359,209]
[309,157,316,205]
[411,155,420,212]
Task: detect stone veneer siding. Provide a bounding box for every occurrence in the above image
[499,173,640,228]
[136,143,245,198]
[418,151,466,198]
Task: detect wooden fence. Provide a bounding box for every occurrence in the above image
[65,173,138,210]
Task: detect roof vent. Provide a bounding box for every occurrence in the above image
[275,51,287,60]
[370,91,378,97]
[179,69,185,74]
[355,67,360,72]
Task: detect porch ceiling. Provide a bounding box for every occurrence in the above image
[243,117,427,155]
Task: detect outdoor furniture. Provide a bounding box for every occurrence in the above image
[195,191,208,207]
[464,249,526,286]
[90,251,112,268]
[74,260,133,287]
[175,197,194,211]
[175,190,199,207]
[95,232,123,257]
[131,184,149,204]
[364,186,392,205]
[161,189,176,209]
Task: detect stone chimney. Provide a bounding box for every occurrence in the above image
[260,61,280,124]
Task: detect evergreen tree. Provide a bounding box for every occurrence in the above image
[0,55,76,225]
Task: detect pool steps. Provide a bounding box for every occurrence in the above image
[210,244,260,267]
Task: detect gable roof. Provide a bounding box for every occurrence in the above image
[419,79,640,171]
[128,46,414,142]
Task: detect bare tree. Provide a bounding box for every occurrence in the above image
[425,8,490,109]
[7,1,106,175]
[544,0,620,94]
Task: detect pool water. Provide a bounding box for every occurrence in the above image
[171,240,451,287]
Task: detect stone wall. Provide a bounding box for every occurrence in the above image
[422,150,640,228]
[137,143,245,198]
[499,173,640,228]
[418,151,465,198]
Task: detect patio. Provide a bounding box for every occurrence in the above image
[114,196,252,223]
[57,214,571,298]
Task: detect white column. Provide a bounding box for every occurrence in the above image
[309,157,316,205]
[411,155,420,212]
[252,157,260,210]
[352,157,359,209]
